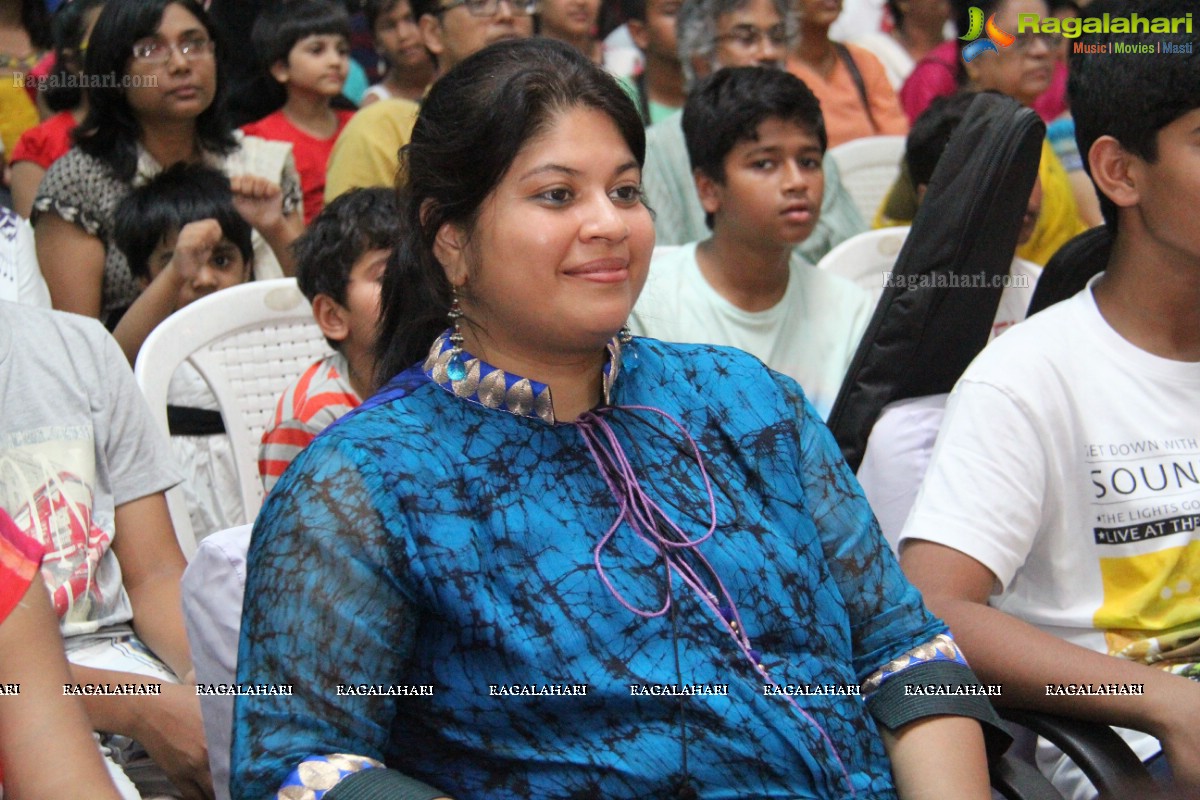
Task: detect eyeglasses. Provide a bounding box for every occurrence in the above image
[438,0,538,16]
[130,34,214,64]
[1010,32,1056,52]
[713,23,789,49]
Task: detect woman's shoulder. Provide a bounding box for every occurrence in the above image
[627,337,810,413]
[314,368,441,444]
[32,147,123,232]
[40,146,114,184]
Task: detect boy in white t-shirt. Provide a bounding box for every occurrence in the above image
[898,2,1200,797]
[629,66,873,419]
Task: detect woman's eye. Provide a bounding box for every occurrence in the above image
[539,188,572,204]
[610,185,642,204]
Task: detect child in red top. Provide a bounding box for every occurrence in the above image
[241,0,354,224]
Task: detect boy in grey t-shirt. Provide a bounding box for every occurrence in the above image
[0,300,210,798]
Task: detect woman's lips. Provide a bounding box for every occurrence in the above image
[564,259,630,283]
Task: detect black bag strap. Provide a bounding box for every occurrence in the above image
[826,94,1044,471]
[167,405,226,437]
[834,43,879,134]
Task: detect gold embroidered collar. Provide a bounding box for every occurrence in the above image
[422,331,625,425]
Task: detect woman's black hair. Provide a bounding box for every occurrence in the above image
[43,0,107,113]
[374,38,647,387]
[21,0,53,51]
[74,0,236,182]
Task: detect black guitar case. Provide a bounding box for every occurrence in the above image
[826,93,1045,471]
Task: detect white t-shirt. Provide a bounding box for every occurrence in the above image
[900,277,1200,795]
[629,242,874,419]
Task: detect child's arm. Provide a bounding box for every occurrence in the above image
[230,174,304,276]
[113,219,223,364]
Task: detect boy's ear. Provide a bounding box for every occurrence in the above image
[694,168,724,217]
[1088,135,1140,213]
[269,58,290,84]
[312,294,351,343]
[627,18,649,51]
[420,14,446,58]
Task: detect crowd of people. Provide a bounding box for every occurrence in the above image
[0,0,1198,798]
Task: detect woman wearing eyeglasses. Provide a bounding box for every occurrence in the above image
[880,0,1089,267]
[31,0,304,328]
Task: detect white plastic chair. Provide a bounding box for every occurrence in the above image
[828,135,907,223]
[134,279,331,557]
[815,226,910,306]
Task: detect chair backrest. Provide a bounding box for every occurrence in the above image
[816,226,910,306]
[827,135,907,223]
[134,279,331,557]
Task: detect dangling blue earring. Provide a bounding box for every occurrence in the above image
[447,291,466,381]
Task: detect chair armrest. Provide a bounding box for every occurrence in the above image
[998,708,1156,800]
[989,749,1066,800]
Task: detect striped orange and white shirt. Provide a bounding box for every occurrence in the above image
[258,352,361,493]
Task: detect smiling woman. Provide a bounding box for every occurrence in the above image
[231,37,1007,800]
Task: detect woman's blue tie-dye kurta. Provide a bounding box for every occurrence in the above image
[231,336,992,800]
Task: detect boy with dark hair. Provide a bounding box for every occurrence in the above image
[641,0,867,260]
[112,162,255,543]
[619,0,686,125]
[112,164,254,364]
[243,0,355,224]
[903,91,1042,336]
[630,66,873,419]
[898,1,1200,796]
[258,187,397,492]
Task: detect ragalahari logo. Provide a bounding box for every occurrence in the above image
[960,6,1016,62]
